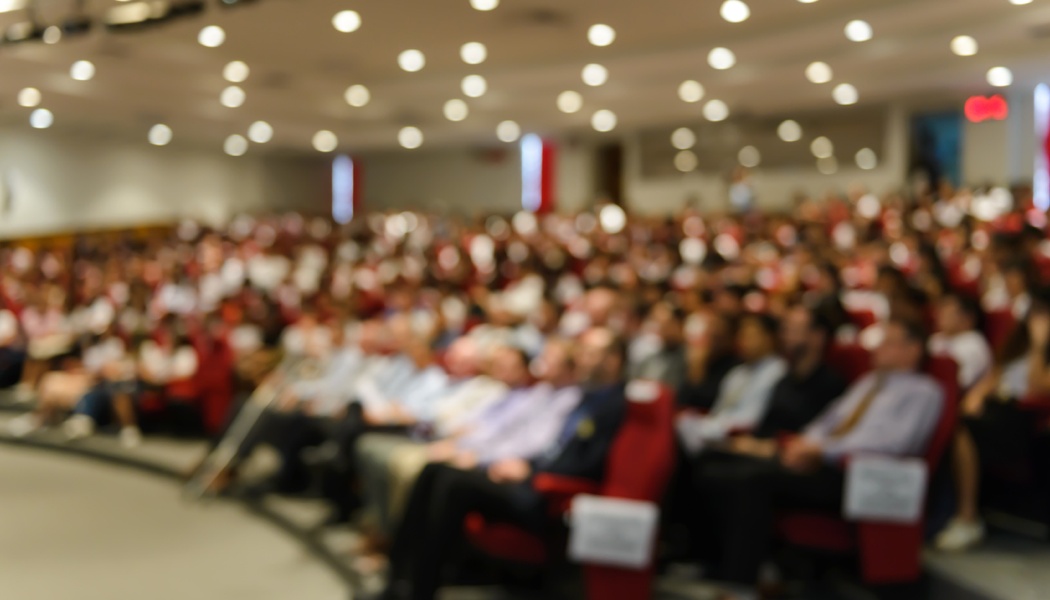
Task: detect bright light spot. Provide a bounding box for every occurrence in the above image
[444,99,470,121]
[461,74,487,97]
[703,99,729,121]
[591,109,617,132]
[856,148,878,170]
[675,150,699,172]
[332,155,355,224]
[224,134,248,156]
[224,60,250,82]
[29,108,52,129]
[671,128,696,150]
[345,84,370,107]
[588,24,616,46]
[460,42,487,64]
[42,25,61,44]
[778,119,802,142]
[398,49,426,72]
[720,0,750,23]
[248,121,273,144]
[470,0,499,10]
[798,0,818,3]
[817,156,838,174]
[0,0,27,9]
[811,136,834,158]
[521,134,543,212]
[582,63,609,86]
[678,80,705,103]
[557,90,583,113]
[708,47,736,70]
[805,61,833,84]
[599,204,627,233]
[1010,0,1032,4]
[148,124,172,146]
[833,83,859,105]
[220,85,246,108]
[198,25,225,48]
[845,20,873,42]
[987,66,1013,87]
[497,120,521,143]
[951,35,978,57]
[17,87,40,107]
[70,60,95,81]
[312,130,338,153]
[680,238,707,264]
[332,10,361,33]
[399,126,423,149]
[738,145,761,167]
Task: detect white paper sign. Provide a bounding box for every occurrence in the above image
[844,455,927,524]
[567,495,659,570]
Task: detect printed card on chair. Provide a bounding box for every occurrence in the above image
[844,455,927,524]
[567,495,659,570]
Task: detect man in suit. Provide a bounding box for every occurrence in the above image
[376,327,628,600]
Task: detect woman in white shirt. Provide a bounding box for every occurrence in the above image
[140,324,201,436]
[936,304,1050,551]
[928,293,993,390]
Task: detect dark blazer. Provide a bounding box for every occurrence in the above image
[532,382,627,482]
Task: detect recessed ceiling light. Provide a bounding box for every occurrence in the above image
[399,126,423,149]
[738,145,761,167]
[223,60,250,83]
[582,63,608,86]
[817,156,838,175]
[220,85,246,108]
[248,121,273,144]
[675,150,698,172]
[469,0,499,10]
[29,108,53,129]
[332,10,361,33]
[720,0,750,23]
[856,148,878,170]
[591,109,617,132]
[1009,0,1032,5]
[805,61,833,84]
[312,130,338,153]
[345,84,370,107]
[224,134,248,156]
[703,99,729,121]
[497,120,521,142]
[811,136,834,158]
[588,24,616,47]
[557,90,583,113]
[70,60,95,81]
[671,127,696,150]
[987,66,1013,87]
[845,20,872,42]
[832,83,858,105]
[461,74,487,98]
[198,25,225,48]
[42,25,61,44]
[17,87,40,107]
[950,35,978,57]
[797,0,818,3]
[148,124,172,146]
[0,0,27,14]
[778,119,802,142]
[444,99,469,121]
[708,47,736,70]
[460,42,487,65]
[678,80,705,103]
[398,49,425,72]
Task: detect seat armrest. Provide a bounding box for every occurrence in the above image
[532,474,602,516]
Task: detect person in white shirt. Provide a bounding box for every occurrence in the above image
[928,293,993,390]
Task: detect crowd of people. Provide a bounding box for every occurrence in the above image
[1,182,1048,599]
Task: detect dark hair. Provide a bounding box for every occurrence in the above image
[888,317,928,348]
[802,304,835,341]
[606,333,628,370]
[941,291,984,332]
[741,312,779,339]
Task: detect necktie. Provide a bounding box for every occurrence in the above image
[830,374,887,438]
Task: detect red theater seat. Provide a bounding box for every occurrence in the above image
[826,344,873,385]
[464,380,676,600]
[846,309,878,331]
[984,309,1015,354]
[775,356,960,584]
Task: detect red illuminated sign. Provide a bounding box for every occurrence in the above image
[965,95,1009,123]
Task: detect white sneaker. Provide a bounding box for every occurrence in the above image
[7,414,41,438]
[62,415,96,441]
[935,518,986,551]
[119,426,142,449]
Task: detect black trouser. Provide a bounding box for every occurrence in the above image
[387,462,546,600]
[695,454,844,584]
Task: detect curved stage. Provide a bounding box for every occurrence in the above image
[0,446,346,600]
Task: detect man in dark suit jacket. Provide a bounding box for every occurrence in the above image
[378,327,628,600]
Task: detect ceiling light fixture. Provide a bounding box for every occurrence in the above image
[345,84,371,107]
[461,74,487,97]
[950,35,978,57]
[832,83,859,105]
[582,63,608,86]
[720,0,750,23]
[805,61,833,84]
[856,148,878,170]
[591,109,617,132]
[29,108,53,129]
[149,124,172,146]
[671,128,696,150]
[312,130,338,153]
[987,66,1013,87]
[70,60,95,81]
[469,0,499,10]
[0,0,27,14]
[844,20,872,42]
[738,145,761,167]
[220,85,246,108]
[42,25,61,44]
[678,80,705,103]
[444,99,469,121]
[248,121,273,143]
[708,47,736,70]
[460,42,487,65]
[198,25,225,47]
[557,90,583,113]
[778,119,802,142]
[223,60,250,82]
[332,10,361,33]
[497,120,521,142]
[810,136,834,158]
[398,49,425,72]
[399,126,423,149]
[224,134,248,156]
[17,87,40,107]
[675,150,698,172]
[703,99,729,121]
[588,24,616,46]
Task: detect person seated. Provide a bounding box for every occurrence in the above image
[676,313,787,455]
[0,298,26,389]
[928,292,993,391]
[376,327,627,600]
[936,301,1050,551]
[139,319,201,436]
[627,301,687,389]
[698,319,944,598]
[60,330,143,447]
[676,310,739,411]
[15,288,73,400]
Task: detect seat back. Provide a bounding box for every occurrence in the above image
[984,310,1016,354]
[599,380,676,502]
[826,344,873,385]
[922,355,960,469]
